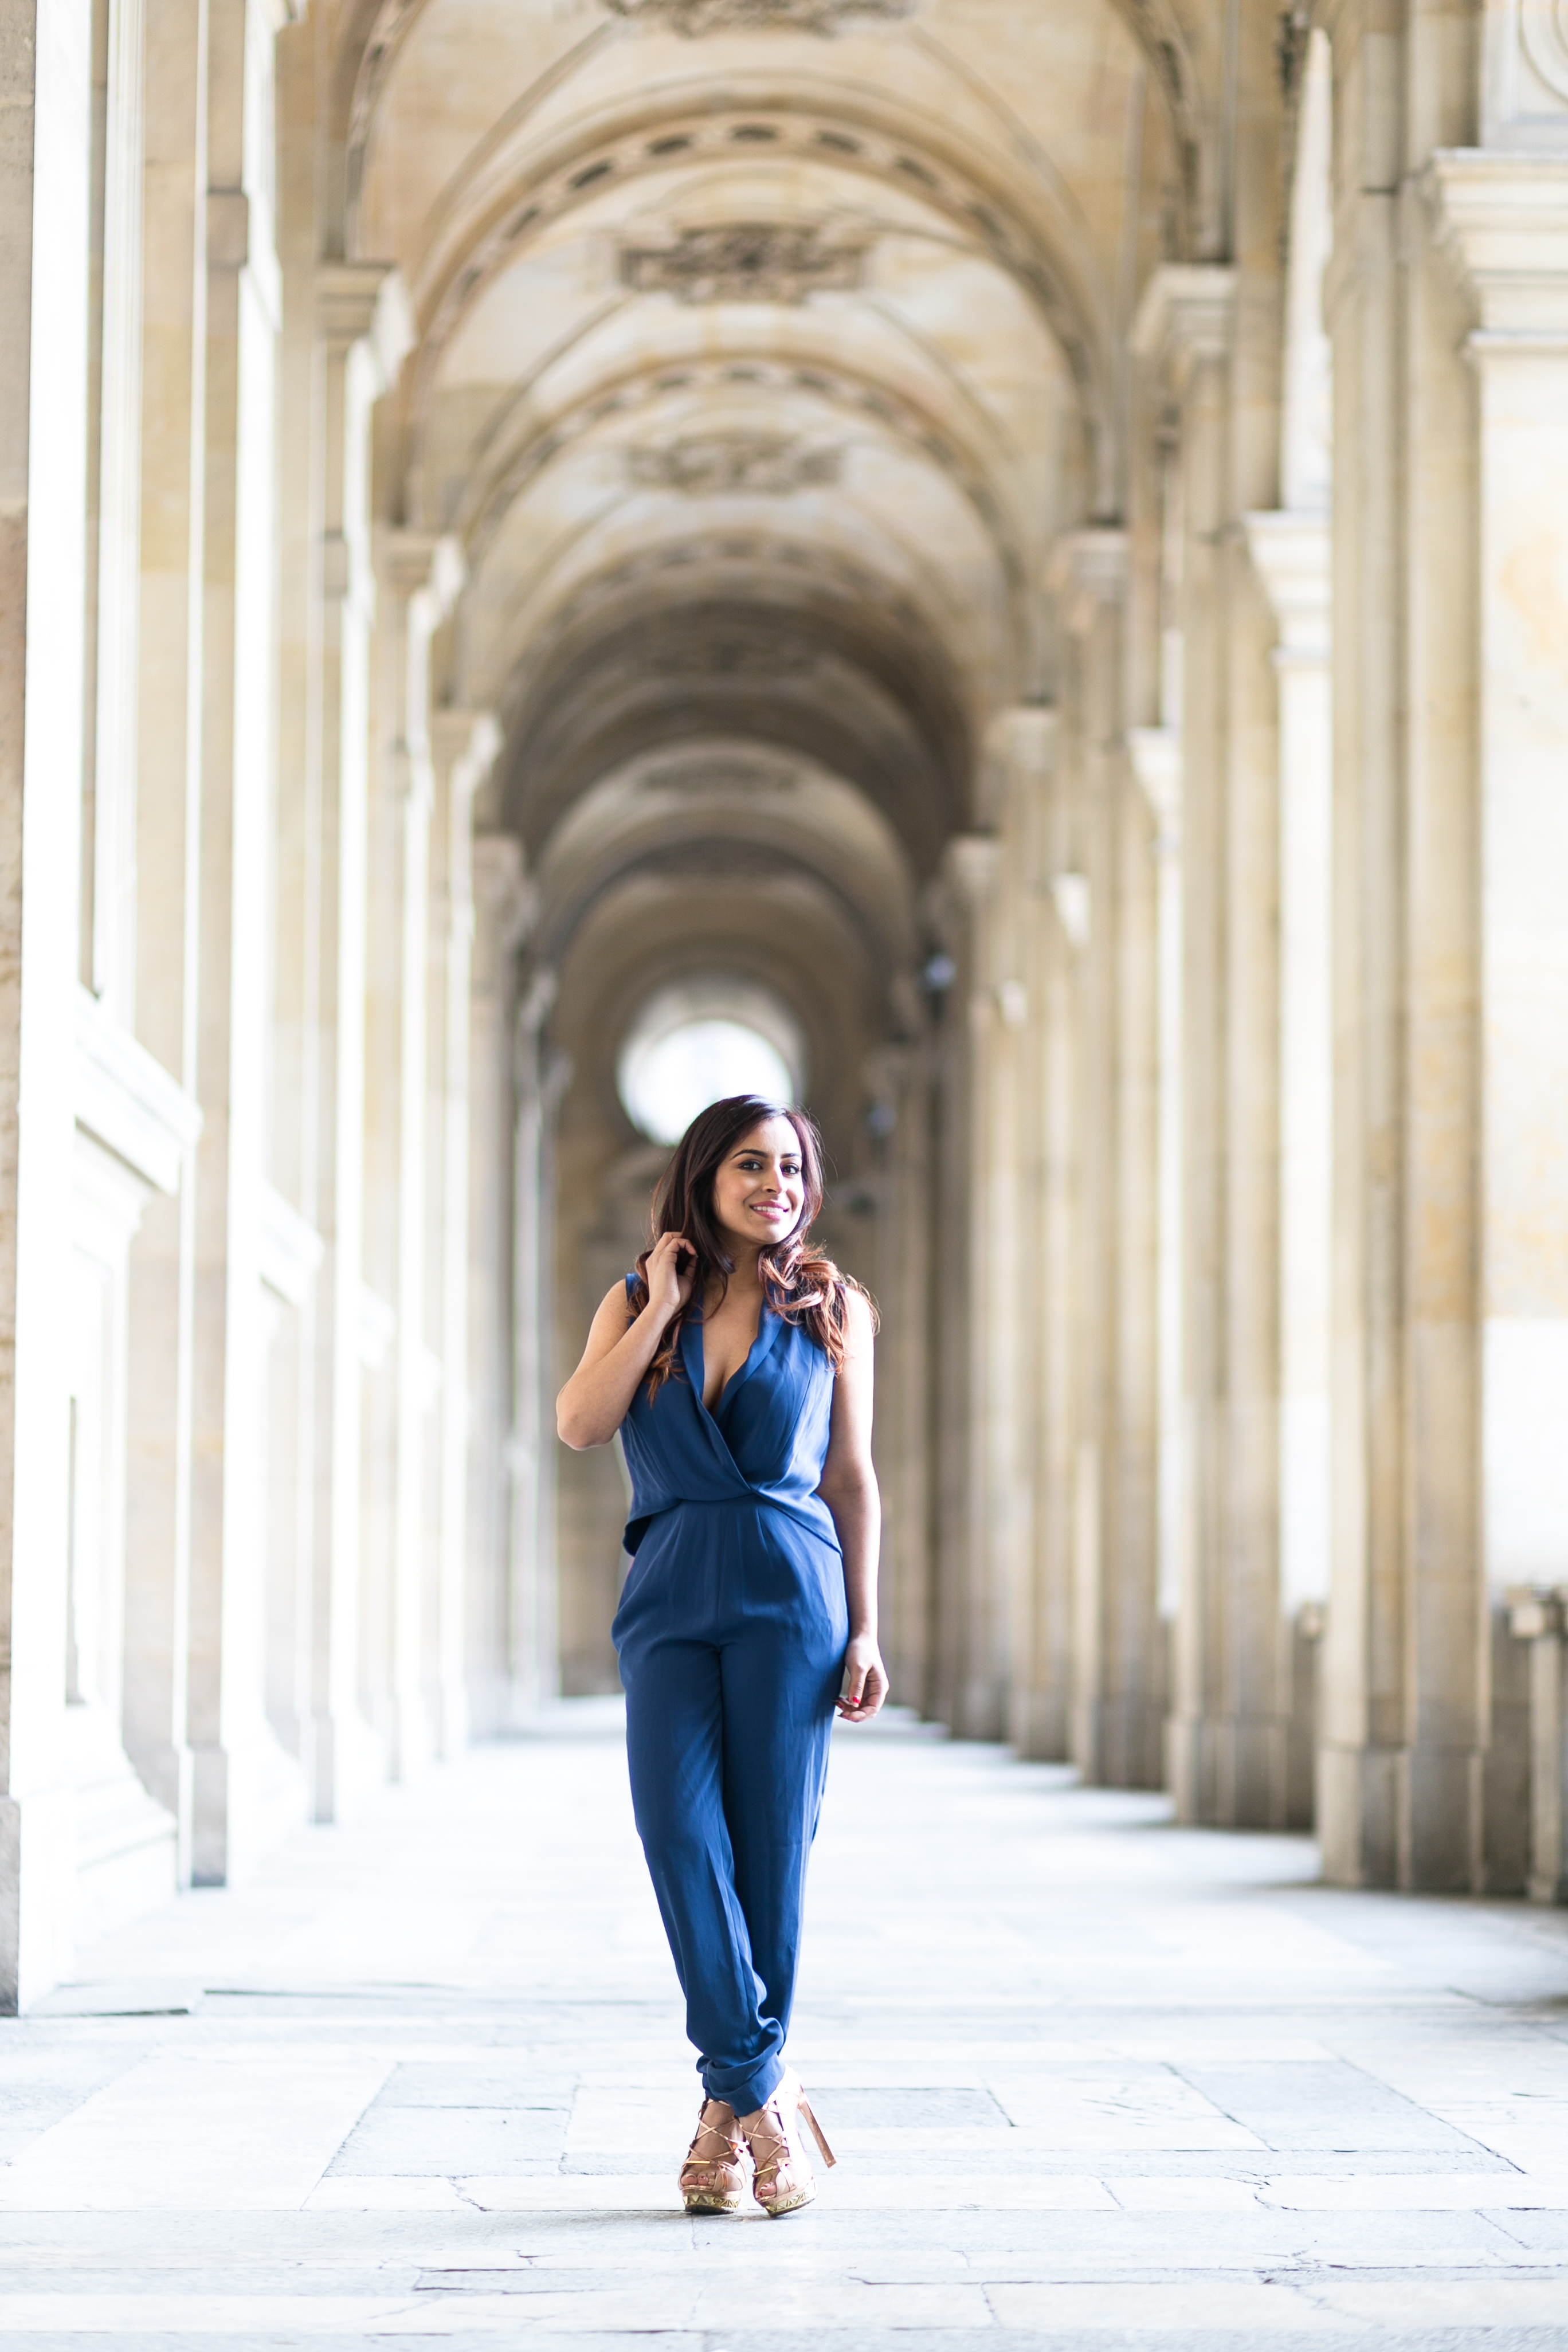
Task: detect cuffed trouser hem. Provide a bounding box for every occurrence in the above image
[705,2049,785,2120]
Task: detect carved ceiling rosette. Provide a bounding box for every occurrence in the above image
[621,222,871,303]
[629,435,843,495]
[661,636,821,677]
[639,755,801,793]
[605,0,915,33]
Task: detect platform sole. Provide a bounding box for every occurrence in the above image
[682,2187,745,2213]
[756,2180,818,2217]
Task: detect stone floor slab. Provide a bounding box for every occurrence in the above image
[4,1719,1568,2342]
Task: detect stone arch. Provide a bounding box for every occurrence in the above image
[374,81,1123,509]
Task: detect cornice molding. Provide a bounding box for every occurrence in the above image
[316,261,415,388]
[1131,264,1237,389]
[1243,508,1330,661]
[1126,725,1182,833]
[75,989,202,1198]
[1048,527,1128,632]
[1425,151,1568,339]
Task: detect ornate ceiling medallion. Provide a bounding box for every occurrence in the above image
[661,638,820,677]
[629,436,842,495]
[640,755,800,793]
[620,222,869,303]
[606,0,915,33]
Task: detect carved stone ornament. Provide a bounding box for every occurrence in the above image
[629,435,842,495]
[640,754,799,793]
[661,636,820,677]
[606,0,915,34]
[1484,0,1568,142]
[621,223,869,304]
[1521,0,1568,102]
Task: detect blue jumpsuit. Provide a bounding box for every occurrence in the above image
[611,1282,848,2122]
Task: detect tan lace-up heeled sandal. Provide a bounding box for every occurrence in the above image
[739,2073,836,2218]
[680,2096,748,2214]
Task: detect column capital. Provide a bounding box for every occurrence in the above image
[1425,152,1568,340]
[943,833,1002,910]
[1131,264,1237,389]
[1242,508,1331,663]
[982,703,1057,771]
[433,708,503,795]
[316,261,415,387]
[1126,726,1182,835]
[1047,530,1128,633]
[378,530,467,614]
[473,833,534,953]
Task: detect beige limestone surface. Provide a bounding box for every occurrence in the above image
[4,1708,1568,2343]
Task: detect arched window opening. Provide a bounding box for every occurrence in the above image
[616,976,807,1146]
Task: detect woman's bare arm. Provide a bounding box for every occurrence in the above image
[555,1232,693,1449]
[816,1287,885,1721]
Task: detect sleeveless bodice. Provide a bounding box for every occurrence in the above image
[618,1276,840,1559]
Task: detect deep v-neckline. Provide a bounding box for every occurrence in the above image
[685,1303,781,1422]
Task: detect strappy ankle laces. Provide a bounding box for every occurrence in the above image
[740,2074,836,2218]
[680,2097,747,2214]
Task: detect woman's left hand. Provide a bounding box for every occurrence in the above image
[836,1634,888,1723]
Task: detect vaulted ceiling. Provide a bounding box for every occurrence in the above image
[342,0,1187,1126]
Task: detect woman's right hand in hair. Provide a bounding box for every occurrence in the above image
[556,1240,693,1449]
[644,1230,696,1325]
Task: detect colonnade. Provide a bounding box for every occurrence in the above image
[2,0,1568,2010]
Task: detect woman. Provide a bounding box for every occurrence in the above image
[557,1094,886,2217]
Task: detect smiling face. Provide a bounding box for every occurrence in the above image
[708,1115,806,1257]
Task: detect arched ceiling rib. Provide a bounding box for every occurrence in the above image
[334,0,1209,261]
[533,743,917,971]
[497,580,968,876]
[456,347,1033,612]
[551,861,887,1155]
[464,451,1018,720]
[393,84,1118,510]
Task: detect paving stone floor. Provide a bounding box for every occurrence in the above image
[7,1704,1568,2348]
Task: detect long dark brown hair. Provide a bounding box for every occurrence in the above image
[628,1095,877,1397]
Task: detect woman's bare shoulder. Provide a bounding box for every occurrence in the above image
[837,1281,876,1351]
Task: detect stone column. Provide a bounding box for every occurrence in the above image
[1316,3,1495,1890]
[121,0,207,1862]
[1139,243,1293,1825]
[1244,509,1331,1826]
[0,0,96,2006]
[308,261,413,1820]
[264,2,323,1806]
[1110,672,1163,1789]
[863,1038,933,1716]
[85,0,146,1021]
[1033,750,1083,1768]
[1430,153,1568,1880]
[512,963,567,1714]
[1052,536,1161,1788]
[366,531,464,1782]
[1126,723,1182,1706]
[186,0,304,1884]
[987,709,1069,1761]
[1505,1590,1568,1906]
[937,834,1012,1741]
[926,853,974,1734]
[467,835,529,1733]
[1134,267,1241,1822]
[429,712,501,1755]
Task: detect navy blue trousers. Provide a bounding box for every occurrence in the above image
[614,1497,846,2120]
